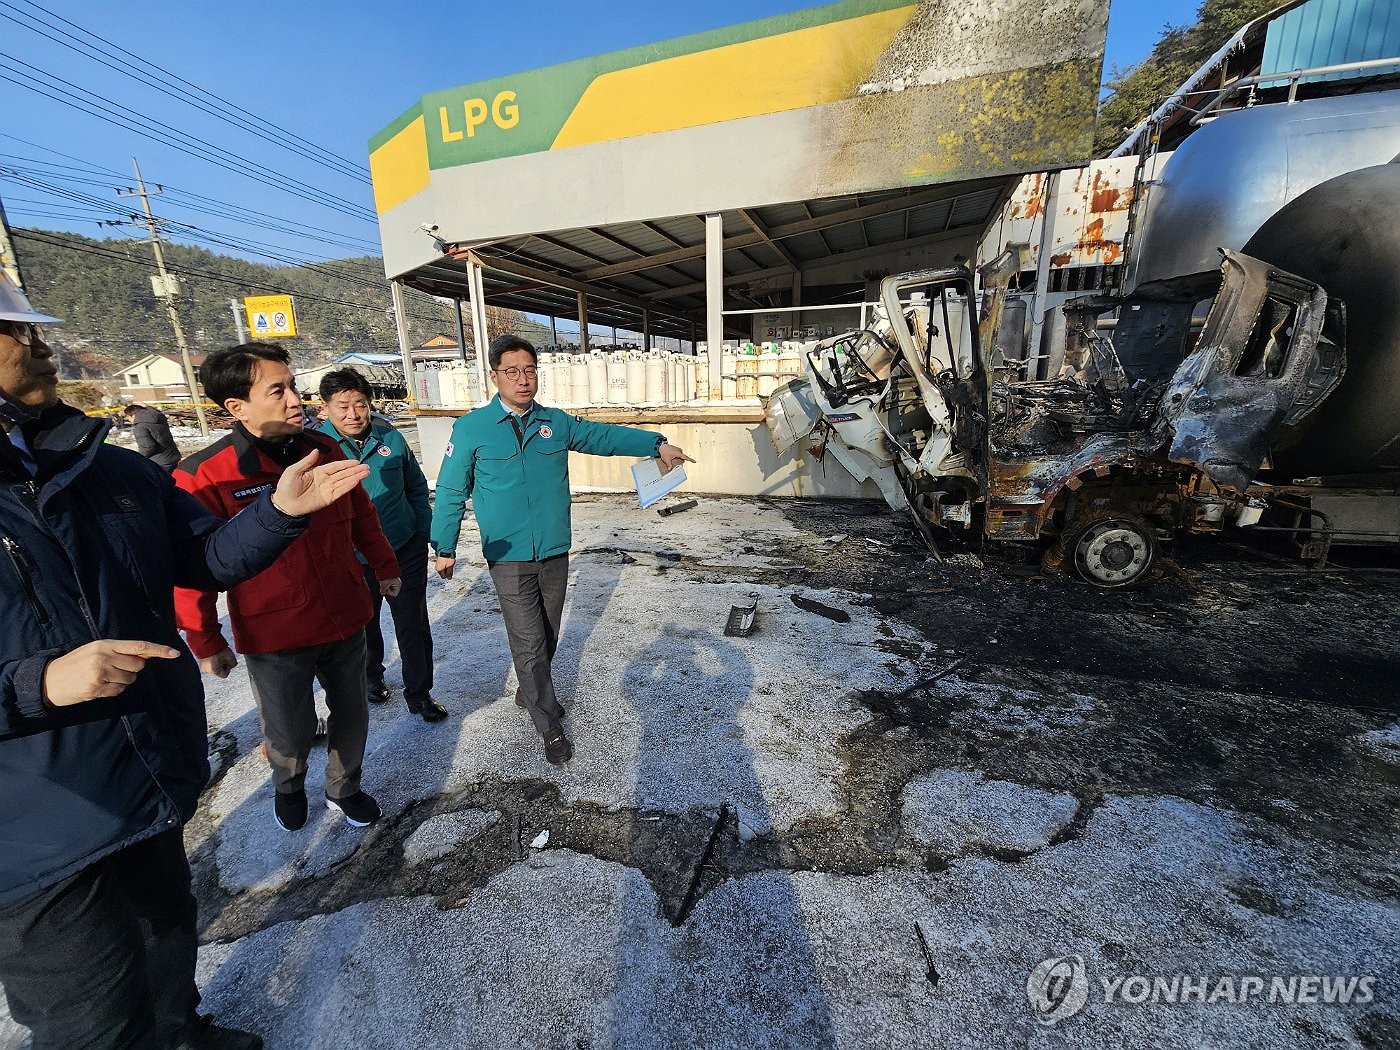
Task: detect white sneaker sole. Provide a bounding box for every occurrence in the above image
[326,797,378,827]
[273,802,306,833]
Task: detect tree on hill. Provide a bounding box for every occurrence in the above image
[10,227,523,378]
[1095,0,1284,156]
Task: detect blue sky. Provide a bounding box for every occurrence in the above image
[0,0,1201,268]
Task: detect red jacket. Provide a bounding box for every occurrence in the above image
[173,425,399,658]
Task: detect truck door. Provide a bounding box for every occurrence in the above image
[1162,250,1340,493]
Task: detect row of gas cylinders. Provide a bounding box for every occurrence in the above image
[413,345,809,409]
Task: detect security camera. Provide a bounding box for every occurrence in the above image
[418,223,456,254]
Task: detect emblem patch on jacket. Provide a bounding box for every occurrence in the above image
[539,425,553,439]
[232,483,273,500]
[378,445,392,456]
[444,442,454,458]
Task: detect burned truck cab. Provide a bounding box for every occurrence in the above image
[767,250,1342,587]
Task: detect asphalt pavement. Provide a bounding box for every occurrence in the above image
[3,494,1396,1048]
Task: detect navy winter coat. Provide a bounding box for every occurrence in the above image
[0,405,308,907]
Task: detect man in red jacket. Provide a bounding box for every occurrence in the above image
[175,343,400,833]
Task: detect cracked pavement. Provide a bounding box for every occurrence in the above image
[3,494,1399,1048]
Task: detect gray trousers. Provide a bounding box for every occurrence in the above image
[488,555,568,734]
[244,630,368,799]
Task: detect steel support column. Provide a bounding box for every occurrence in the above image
[705,212,724,395]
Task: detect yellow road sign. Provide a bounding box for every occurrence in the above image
[244,294,297,338]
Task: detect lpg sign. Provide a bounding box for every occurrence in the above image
[438,90,519,141]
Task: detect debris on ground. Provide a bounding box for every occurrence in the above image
[7,496,1386,1049]
[657,499,699,517]
[724,593,760,636]
[791,593,852,623]
[914,919,941,986]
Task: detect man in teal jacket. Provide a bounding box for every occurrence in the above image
[432,334,691,765]
[319,369,447,723]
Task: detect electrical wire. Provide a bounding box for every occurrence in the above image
[0,0,368,183]
[0,57,377,222]
[14,227,466,345]
[12,228,388,310]
[0,137,381,250]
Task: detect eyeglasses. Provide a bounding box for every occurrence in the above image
[493,366,538,381]
[0,322,44,347]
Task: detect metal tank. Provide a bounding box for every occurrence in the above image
[1130,92,1400,288]
[1243,162,1400,477]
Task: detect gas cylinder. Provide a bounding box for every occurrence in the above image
[607,352,629,405]
[535,353,553,404]
[644,351,669,404]
[571,355,590,405]
[625,351,647,404]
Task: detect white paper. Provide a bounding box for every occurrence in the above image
[529,830,549,849]
[631,457,687,509]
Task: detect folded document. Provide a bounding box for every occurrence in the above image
[632,457,687,509]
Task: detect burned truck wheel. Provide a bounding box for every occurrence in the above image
[1068,515,1156,588]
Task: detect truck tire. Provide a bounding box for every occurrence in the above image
[1062,513,1157,588]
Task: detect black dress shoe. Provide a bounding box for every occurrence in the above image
[543,727,573,766]
[367,680,391,704]
[415,698,449,723]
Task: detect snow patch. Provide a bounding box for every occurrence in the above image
[403,810,501,867]
[901,770,1078,855]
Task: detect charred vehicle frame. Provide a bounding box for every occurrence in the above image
[766,249,1346,587]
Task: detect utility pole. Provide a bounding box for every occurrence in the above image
[229,298,247,342]
[115,160,208,435]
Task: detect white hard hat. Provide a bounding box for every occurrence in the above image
[0,269,61,324]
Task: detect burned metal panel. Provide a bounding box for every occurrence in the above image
[1069,271,1219,383]
[1163,251,1335,493]
[980,154,1175,282]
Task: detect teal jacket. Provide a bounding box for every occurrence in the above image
[319,419,430,549]
[431,396,663,563]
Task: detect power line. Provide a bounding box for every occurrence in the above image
[1,159,380,253]
[0,0,369,183]
[16,226,457,340]
[0,57,377,222]
[14,187,440,324]
[0,136,381,249]
[12,228,388,311]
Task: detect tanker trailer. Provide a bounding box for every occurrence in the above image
[1231,161,1400,556]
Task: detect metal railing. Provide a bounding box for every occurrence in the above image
[1191,56,1400,126]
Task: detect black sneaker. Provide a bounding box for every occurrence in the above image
[411,698,448,723]
[273,790,307,832]
[327,790,381,827]
[367,680,391,704]
[543,728,573,766]
[171,1014,263,1050]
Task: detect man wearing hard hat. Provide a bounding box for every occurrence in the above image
[0,272,371,1049]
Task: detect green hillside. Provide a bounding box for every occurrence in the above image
[10,226,483,379]
[1095,0,1283,156]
